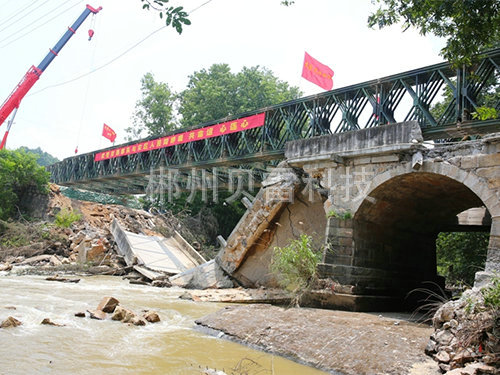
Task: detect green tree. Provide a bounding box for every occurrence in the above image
[126,72,178,140]
[179,64,302,127]
[368,0,500,66]
[179,64,237,127]
[0,149,49,220]
[436,231,489,286]
[61,187,141,208]
[17,147,59,167]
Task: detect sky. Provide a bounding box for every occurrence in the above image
[0,0,445,160]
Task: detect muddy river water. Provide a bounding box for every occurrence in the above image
[0,274,328,375]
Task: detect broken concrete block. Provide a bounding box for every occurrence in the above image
[87,242,106,262]
[87,309,106,320]
[169,259,233,289]
[96,297,119,313]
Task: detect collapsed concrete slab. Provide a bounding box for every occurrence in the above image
[111,219,205,278]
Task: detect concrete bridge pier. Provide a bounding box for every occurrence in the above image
[217,121,500,310]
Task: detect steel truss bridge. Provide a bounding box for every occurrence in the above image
[48,48,500,195]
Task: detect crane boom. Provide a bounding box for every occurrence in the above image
[0,4,102,143]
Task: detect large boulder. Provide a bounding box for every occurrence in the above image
[0,316,21,328]
[143,311,160,323]
[111,306,136,323]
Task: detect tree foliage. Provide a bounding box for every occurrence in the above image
[436,231,489,286]
[368,0,500,66]
[140,0,190,34]
[0,149,49,220]
[140,1,294,33]
[126,72,178,140]
[17,147,59,167]
[179,64,302,127]
[61,187,141,209]
[129,64,302,136]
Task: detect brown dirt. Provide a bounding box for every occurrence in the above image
[196,304,440,375]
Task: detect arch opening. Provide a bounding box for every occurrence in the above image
[352,172,490,297]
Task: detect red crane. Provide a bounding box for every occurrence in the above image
[0,4,103,150]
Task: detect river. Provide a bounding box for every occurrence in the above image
[0,274,328,375]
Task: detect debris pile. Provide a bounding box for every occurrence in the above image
[0,184,204,284]
[426,283,499,374]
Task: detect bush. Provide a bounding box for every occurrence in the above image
[0,149,49,220]
[54,208,81,228]
[482,276,500,310]
[270,234,321,295]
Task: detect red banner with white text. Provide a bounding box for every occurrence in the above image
[94,112,266,161]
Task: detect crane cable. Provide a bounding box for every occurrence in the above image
[74,12,99,155]
[0,0,42,28]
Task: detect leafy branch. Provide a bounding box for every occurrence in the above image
[140,0,191,34]
[368,0,500,67]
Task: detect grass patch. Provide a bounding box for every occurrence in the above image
[54,208,81,228]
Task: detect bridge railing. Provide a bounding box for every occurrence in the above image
[48,48,500,192]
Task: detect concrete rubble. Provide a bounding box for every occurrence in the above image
[0,185,206,286]
[170,259,233,289]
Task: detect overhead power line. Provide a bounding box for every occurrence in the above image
[0,0,82,48]
[0,0,53,34]
[0,0,41,28]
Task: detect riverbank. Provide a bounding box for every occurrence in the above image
[196,303,439,375]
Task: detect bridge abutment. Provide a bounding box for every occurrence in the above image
[217,121,500,310]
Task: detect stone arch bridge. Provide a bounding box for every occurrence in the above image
[216,122,499,309]
[46,50,500,308]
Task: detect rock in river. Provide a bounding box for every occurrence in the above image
[0,316,22,328]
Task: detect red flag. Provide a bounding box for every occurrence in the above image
[102,123,116,143]
[301,52,334,91]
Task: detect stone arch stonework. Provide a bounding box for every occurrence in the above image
[318,157,499,295]
[353,161,499,277]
